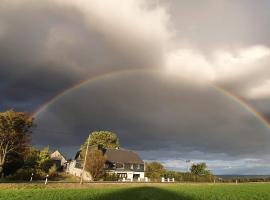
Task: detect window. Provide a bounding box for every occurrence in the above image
[117,173,127,178]
[75,162,82,169]
[116,163,124,169]
[125,163,131,169]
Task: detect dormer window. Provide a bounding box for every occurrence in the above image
[116,163,124,169]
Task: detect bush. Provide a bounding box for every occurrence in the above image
[48,165,58,177]
[10,168,34,181]
[10,168,47,181]
[103,173,118,181]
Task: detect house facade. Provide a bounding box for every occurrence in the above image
[50,150,67,169]
[104,148,145,181]
[67,148,145,181]
[66,159,92,181]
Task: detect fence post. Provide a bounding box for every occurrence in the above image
[45,175,49,185]
[30,173,33,182]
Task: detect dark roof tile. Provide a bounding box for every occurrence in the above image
[104,149,144,164]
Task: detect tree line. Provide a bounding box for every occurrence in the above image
[145,162,215,182]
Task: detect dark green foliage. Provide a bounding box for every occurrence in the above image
[145,162,166,181]
[38,147,53,173]
[3,152,24,176]
[190,162,211,176]
[9,147,53,180]
[164,170,215,182]
[103,173,119,181]
[81,131,120,150]
[0,110,33,177]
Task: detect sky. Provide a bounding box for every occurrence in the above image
[1,0,270,174]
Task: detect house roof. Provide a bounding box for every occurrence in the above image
[50,150,67,161]
[104,149,144,164]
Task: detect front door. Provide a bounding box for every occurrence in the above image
[133,174,140,180]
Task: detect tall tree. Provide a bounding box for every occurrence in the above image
[0,110,33,177]
[85,149,106,181]
[190,162,211,176]
[145,162,166,181]
[81,131,120,150]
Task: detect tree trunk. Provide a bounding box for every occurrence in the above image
[0,164,3,178]
[0,154,6,178]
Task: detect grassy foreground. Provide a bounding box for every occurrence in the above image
[0,183,270,200]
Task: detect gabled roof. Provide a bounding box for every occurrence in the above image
[50,150,67,161]
[104,149,144,164]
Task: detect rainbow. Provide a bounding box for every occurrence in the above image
[212,85,270,130]
[32,68,270,130]
[32,68,147,117]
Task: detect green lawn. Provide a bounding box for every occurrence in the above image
[0,183,270,200]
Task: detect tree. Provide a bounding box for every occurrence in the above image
[81,131,120,150]
[11,147,53,180]
[0,110,33,177]
[37,147,53,172]
[3,151,24,176]
[145,162,166,181]
[85,149,106,181]
[190,162,211,176]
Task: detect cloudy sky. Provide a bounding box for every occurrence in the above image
[1,0,270,174]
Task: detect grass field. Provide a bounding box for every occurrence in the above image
[0,183,270,200]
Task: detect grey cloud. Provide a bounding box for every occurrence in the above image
[0,0,167,111]
[1,0,270,174]
[34,72,270,160]
[165,0,270,50]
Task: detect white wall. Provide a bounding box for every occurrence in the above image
[66,160,92,181]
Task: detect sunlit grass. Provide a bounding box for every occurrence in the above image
[0,183,270,200]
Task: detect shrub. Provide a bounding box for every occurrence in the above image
[103,173,118,181]
[10,168,47,181]
[48,165,58,177]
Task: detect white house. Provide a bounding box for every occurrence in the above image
[67,148,145,181]
[103,148,145,181]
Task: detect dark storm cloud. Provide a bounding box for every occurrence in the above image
[0,0,169,111]
[34,72,270,158]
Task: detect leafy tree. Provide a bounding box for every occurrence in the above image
[23,147,40,169]
[3,151,24,176]
[145,162,166,181]
[81,131,120,150]
[11,147,53,180]
[0,110,33,177]
[85,149,106,181]
[190,162,211,176]
[37,147,53,172]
